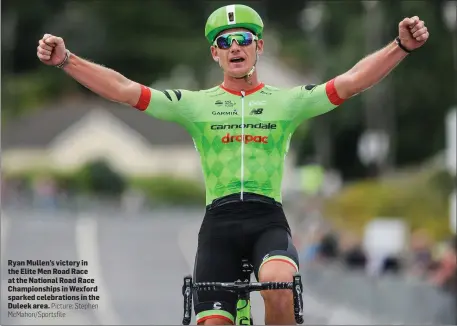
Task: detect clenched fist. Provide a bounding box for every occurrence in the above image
[37,34,67,66]
[398,16,429,51]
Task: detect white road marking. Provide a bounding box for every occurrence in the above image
[75,215,121,325]
[177,220,200,272]
[1,213,9,264]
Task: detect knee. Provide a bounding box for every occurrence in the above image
[259,261,296,308]
[200,318,232,325]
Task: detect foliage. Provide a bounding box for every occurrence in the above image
[3,160,127,196]
[3,167,205,204]
[2,0,455,179]
[323,165,456,241]
[76,160,127,196]
[129,175,205,205]
[282,0,455,177]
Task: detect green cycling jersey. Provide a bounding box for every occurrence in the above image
[134,80,344,205]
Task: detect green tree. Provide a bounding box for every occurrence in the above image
[77,160,126,196]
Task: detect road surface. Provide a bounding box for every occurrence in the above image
[1,208,372,325]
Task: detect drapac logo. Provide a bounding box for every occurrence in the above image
[211,122,276,130]
[215,100,223,106]
[222,133,268,144]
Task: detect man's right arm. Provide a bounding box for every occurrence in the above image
[62,52,142,107]
[37,34,141,106]
[37,34,189,123]
[62,53,191,123]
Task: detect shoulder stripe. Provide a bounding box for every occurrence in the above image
[162,90,173,101]
[161,89,183,101]
[172,90,182,101]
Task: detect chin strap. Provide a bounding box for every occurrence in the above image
[220,42,259,85]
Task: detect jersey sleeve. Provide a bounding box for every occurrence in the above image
[288,78,345,126]
[133,84,193,125]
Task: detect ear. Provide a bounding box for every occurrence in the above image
[210,45,219,62]
[256,39,264,56]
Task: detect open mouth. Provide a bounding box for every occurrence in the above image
[230,57,245,63]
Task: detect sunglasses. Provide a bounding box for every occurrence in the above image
[213,31,258,49]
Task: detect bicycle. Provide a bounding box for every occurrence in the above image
[182,259,304,325]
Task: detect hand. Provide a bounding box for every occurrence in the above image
[37,34,67,66]
[398,16,429,51]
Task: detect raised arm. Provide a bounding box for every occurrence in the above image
[37,34,142,107]
[333,16,429,99]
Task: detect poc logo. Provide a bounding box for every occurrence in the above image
[250,108,263,115]
[213,302,222,310]
[249,100,266,107]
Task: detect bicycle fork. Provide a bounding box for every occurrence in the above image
[236,292,252,325]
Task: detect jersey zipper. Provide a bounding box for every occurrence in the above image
[240,90,245,200]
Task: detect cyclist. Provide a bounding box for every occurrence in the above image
[37,4,429,325]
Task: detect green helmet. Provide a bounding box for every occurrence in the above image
[205,4,264,44]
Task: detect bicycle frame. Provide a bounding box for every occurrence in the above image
[182,259,304,325]
[235,293,251,325]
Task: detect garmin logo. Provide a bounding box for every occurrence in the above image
[211,123,277,130]
[212,110,238,116]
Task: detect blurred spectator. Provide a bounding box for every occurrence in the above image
[408,229,434,277]
[1,176,29,207]
[298,220,329,263]
[299,226,324,263]
[317,233,339,261]
[344,245,367,270]
[301,240,321,262]
[429,235,457,294]
[381,255,403,275]
[32,176,58,209]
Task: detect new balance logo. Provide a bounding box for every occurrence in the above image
[250,108,263,115]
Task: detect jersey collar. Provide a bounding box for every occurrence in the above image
[219,83,265,96]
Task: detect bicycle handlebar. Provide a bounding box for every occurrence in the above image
[192,280,294,292]
[182,274,304,325]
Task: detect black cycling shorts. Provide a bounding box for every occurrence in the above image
[192,197,299,324]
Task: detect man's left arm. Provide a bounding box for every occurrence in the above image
[334,16,429,99]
